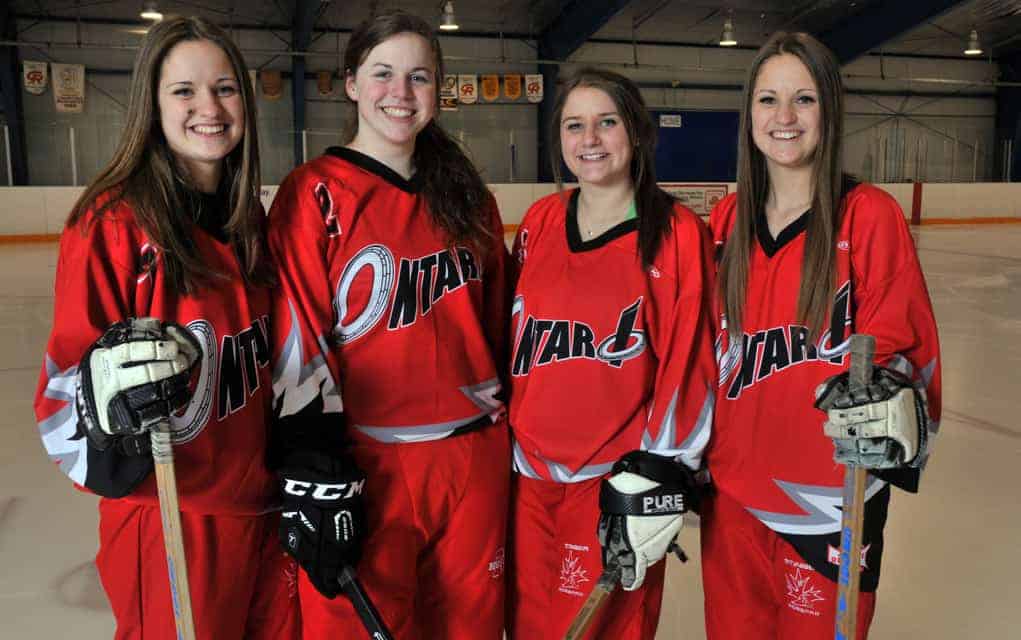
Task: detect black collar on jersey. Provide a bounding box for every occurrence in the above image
[754,175,860,258]
[193,186,230,244]
[324,146,424,194]
[566,189,639,253]
[755,208,808,258]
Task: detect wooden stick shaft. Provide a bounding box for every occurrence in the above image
[835,334,875,640]
[564,570,617,640]
[152,428,196,640]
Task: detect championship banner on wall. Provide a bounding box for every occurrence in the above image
[659,183,729,217]
[23,61,48,95]
[525,74,543,103]
[458,74,478,104]
[316,71,334,96]
[441,74,458,111]
[260,70,283,100]
[481,74,499,101]
[504,74,521,100]
[51,63,85,113]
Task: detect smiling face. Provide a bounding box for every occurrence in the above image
[750,53,821,174]
[345,31,437,158]
[157,38,244,191]
[559,86,633,190]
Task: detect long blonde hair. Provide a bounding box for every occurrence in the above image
[68,15,271,293]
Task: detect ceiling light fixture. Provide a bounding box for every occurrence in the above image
[140,1,163,21]
[719,18,737,47]
[964,29,982,56]
[440,2,459,31]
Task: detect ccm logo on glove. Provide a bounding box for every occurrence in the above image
[644,493,685,514]
[282,479,365,501]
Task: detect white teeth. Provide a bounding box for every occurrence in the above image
[193,124,225,135]
[382,106,413,117]
[580,153,607,160]
[772,131,799,140]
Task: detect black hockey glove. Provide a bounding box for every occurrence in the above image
[597,451,699,591]
[76,318,201,456]
[815,366,929,469]
[279,450,367,599]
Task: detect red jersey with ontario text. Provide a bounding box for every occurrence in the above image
[508,190,716,482]
[709,182,942,538]
[267,147,510,444]
[34,196,277,515]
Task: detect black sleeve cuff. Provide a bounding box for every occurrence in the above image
[83,440,154,498]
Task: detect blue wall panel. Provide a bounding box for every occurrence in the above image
[653,110,739,182]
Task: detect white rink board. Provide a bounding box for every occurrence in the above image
[3,182,1020,237]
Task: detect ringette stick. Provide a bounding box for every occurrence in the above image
[338,565,395,640]
[834,334,875,640]
[563,566,620,640]
[151,424,196,640]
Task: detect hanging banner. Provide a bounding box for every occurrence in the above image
[316,70,334,96]
[23,61,48,95]
[51,63,85,113]
[481,74,499,102]
[248,69,258,96]
[504,74,521,100]
[525,74,543,103]
[458,74,478,105]
[441,74,458,111]
[260,70,283,100]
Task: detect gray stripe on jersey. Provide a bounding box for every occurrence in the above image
[353,412,487,443]
[748,476,887,536]
[642,385,713,470]
[38,354,88,485]
[512,439,542,479]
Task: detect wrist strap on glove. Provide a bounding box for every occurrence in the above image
[599,450,698,516]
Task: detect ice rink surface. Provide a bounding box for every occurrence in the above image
[1,224,1018,638]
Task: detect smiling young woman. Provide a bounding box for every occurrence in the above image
[34,15,296,640]
[505,67,716,640]
[266,10,512,640]
[704,32,942,640]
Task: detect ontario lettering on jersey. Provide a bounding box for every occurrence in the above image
[217,315,271,419]
[511,295,646,375]
[334,244,481,344]
[718,282,852,399]
[168,315,270,443]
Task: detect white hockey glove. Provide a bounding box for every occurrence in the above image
[76,318,201,455]
[815,366,928,469]
[597,451,698,591]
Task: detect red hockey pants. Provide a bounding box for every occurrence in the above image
[700,490,876,639]
[507,473,669,640]
[96,499,300,640]
[297,422,511,640]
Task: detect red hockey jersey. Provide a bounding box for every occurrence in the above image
[34,196,277,515]
[267,147,510,443]
[508,189,717,482]
[709,182,942,537]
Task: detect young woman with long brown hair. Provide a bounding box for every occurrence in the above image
[705,31,942,638]
[505,67,716,639]
[267,10,512,639]
[33,16,297,639]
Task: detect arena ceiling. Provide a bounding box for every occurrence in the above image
[6,0,1021,64]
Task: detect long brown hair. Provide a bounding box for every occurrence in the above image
[343,11,493,253]
[550,67,675,267]
[67,15,271,293]
[719,31,845,339]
